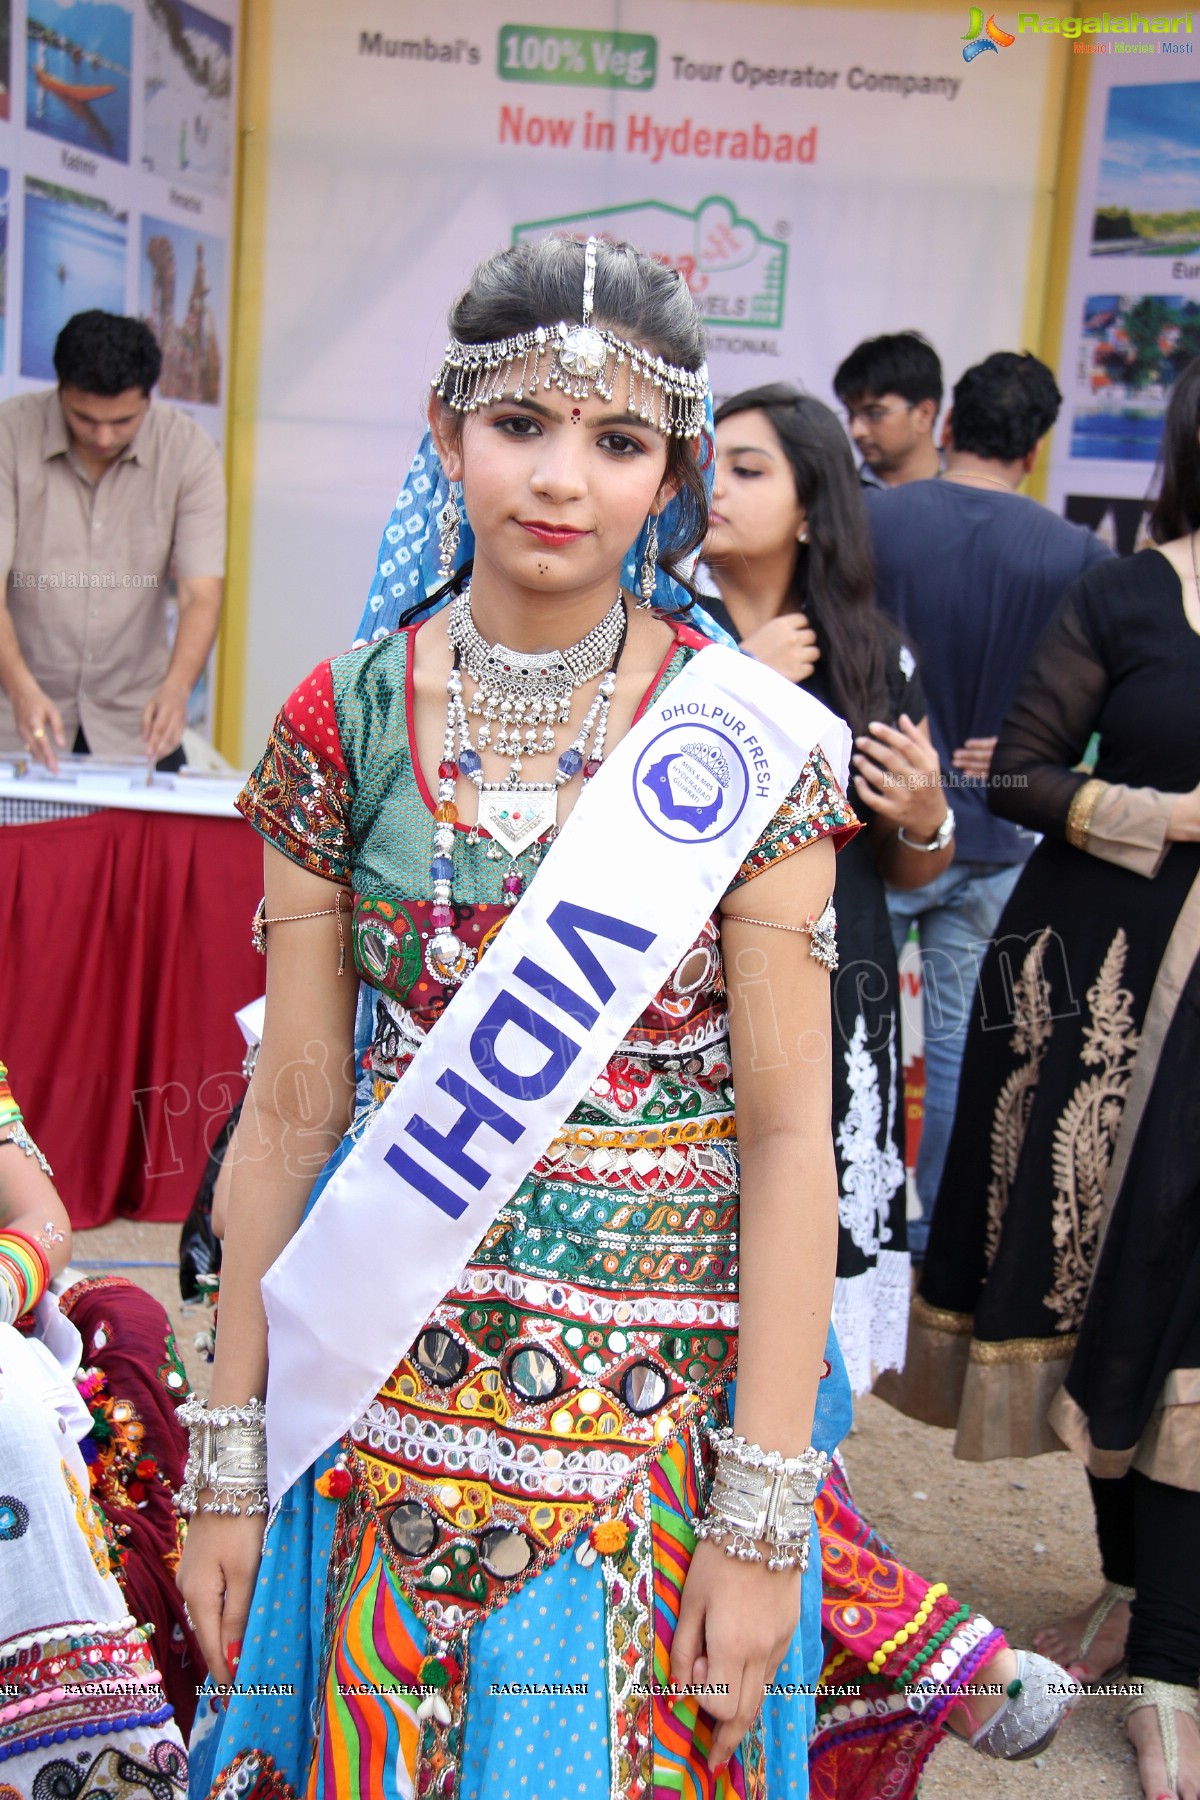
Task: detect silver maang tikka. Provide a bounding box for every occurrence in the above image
[431,236,709,439]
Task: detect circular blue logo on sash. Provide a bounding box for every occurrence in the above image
[634,724,750,843]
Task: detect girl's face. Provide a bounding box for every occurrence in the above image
[707,410,807,566]
[431,378,675,601]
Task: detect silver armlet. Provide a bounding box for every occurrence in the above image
[694,1429,830,1573]
[1,1120,54,1178]
[176,1395,269,1518]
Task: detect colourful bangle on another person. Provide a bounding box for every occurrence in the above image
[0,1061,54,1178]
[0,1227,52,1323]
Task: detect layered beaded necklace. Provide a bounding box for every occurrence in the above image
[425,588,628,987]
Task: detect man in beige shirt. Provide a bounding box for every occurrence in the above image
[0,310,226,770]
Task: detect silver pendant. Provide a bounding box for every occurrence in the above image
[425,931,476,987]
[476,788,558,858]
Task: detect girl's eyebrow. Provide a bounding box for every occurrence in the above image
[721,444,776,459]
[490,397,659,432]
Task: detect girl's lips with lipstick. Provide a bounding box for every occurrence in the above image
[519,520,590,546]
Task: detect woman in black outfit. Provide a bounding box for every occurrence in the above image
[701,383,955,1394]
[887,356,1200,1800]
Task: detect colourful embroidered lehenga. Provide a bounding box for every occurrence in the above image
[0,1066,191,1799]
[189,622,862,1800]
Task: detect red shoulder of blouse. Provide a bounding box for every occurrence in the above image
[281,660,347,774]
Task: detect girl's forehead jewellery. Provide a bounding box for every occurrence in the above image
[432,235,710,439]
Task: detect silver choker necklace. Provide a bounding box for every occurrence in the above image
[448,589,625,712]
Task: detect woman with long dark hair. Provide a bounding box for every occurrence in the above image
[699,386,1082,1796]
[885,356,1200,1800]
[703,383,952,1391]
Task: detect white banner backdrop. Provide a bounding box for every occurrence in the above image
[237,0,1055,761]
[1044,46,1200,550]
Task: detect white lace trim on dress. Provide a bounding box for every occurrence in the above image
[833,1250,912,1395]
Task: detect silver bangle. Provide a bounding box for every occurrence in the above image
[695,1429,830,1573]
[176,1395,269,1517]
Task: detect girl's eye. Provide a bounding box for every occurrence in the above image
[494,415,541,438]
[732,465,763,479]
[598,432,647,458]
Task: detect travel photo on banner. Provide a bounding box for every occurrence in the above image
[0,0,237,435]
[1043,42,1199,548]
[235,0,1061,760]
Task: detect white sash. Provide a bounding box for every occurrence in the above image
[262,645,849,1501]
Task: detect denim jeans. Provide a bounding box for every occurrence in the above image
[886,859,1023,1255]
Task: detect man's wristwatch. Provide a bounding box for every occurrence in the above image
[897,807,956,853]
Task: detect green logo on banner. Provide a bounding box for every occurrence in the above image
[499,24,657,90]
[514,197,787,329]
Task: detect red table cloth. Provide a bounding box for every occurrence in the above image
[1,809,263,1225]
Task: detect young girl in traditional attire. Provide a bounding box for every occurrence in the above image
[178,238,1065,1800]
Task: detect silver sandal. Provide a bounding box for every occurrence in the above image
[1072,1579,1135,1682]
[969,1650,1076,1760]
[1124,1678,1200,1796]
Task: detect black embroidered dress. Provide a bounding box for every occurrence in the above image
[702,597,917,1393]
[883,550,1200,1476]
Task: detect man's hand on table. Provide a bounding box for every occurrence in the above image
[142,677,190,764]
[10,676,65,773]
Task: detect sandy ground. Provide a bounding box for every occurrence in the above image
[71,1218,1137,1794]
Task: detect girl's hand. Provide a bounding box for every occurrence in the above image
[740,613,821,684]
[670,1538,801,1771]
[853,713,947,840]
[177,1511,267,1684]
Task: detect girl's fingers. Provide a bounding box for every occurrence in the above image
[187,1581,229,1683]
[703,1666,743,1771]
[670,1594,705,1691]
[708,1660,768,1773]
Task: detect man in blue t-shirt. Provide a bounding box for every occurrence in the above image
[833,330,944,490]
[867,351,1111,1255]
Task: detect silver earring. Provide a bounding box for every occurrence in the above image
[797,525,809,544]
[437,484,462,580]
[639,513,660,608]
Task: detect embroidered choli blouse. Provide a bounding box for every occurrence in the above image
[234,621,856,1634]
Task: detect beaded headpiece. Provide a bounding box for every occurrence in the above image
[431,236,710,439]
